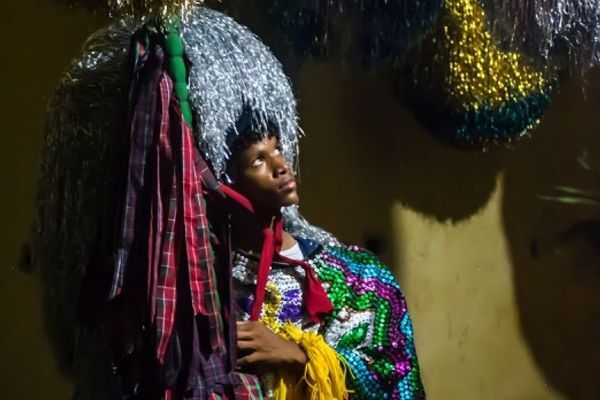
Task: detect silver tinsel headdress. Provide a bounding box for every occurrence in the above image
[182,8,337,244]
[36,9,337,307]
[183,7,300,179]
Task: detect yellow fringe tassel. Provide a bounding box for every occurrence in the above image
[266,321,350,400]
[260,283,349,399]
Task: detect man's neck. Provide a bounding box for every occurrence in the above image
[231,210,296,254]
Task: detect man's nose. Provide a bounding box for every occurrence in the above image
[272,156,289,176]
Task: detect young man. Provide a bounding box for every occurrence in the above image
[215,124,426,399]
[37,7,424,399]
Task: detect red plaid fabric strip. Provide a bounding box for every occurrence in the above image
[111,31,265,397]
[147,68,172,322]
[193,146,222,194]
[203,251,226,352]
[155,74,225,363]
[155,72,180,362]
[165,373,264,399]
[185,131,227,352]
[174,94,225,353]
[233,374,264,400]
[181,118,207,317]
[111,43,164,299]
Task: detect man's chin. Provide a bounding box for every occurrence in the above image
[281,193,300,207]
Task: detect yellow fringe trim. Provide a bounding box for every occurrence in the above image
[261,283,349,400]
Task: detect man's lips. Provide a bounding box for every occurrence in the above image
[279,178,297,191]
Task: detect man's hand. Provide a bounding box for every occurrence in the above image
[237,321,307,374]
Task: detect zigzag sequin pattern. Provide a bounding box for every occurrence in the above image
[310,246,425,399]
[231,246,425,399]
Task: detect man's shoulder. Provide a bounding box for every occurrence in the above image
[295,237,380,261]
[299,240,396,281]
[294,237,321,257]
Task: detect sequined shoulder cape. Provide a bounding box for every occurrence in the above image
[232,240,426,399]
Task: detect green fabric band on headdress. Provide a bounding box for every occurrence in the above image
[163,19,193,126]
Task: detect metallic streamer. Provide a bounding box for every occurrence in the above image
[183,7,338,244]
[61,0,200,18]
[407,0,556,146]
[183,7,300,179]
[482,0,600,73]
[34,19,135,372]
[283,205,339,246]
[240,0,443,66]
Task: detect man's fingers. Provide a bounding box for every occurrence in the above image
[237,321,250,331]
[236,329,254,340]
[237,339,256,350]
[237,321,257,331]
[237,352,259,367]
[237,355,249,367]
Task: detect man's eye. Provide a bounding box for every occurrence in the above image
[272,148,282,156]
[251,156,264,167]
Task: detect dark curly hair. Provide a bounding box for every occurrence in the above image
[224,113,280,182]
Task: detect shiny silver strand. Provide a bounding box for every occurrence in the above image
[34,19,135,374]
[283,205,339,246]
[483,0,600,73]
[183,7,337,244]
[183,7,301,179]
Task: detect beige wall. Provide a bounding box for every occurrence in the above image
[2,3,600,399]
[297,63,600,399]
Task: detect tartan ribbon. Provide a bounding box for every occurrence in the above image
[110,33,223,365]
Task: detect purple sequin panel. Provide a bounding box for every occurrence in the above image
[278,289,303,322]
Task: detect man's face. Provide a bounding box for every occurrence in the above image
[232,136,299,212]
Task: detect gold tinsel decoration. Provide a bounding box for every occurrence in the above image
[442,0,549,110]
[408,0,556,145]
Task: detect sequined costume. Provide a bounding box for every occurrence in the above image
[232,239,425,399]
